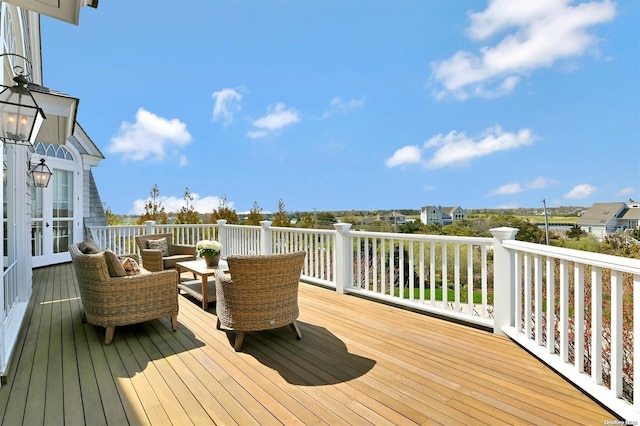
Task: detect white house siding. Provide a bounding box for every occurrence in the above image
[0,1,101,382]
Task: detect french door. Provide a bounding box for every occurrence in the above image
[31,165,75,267]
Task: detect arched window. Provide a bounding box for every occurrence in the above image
[32,142,74,161]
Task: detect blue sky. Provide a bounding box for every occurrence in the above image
[40,0,639,215]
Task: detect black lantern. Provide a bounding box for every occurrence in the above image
[0,54,46,145]
[31,158,52,188]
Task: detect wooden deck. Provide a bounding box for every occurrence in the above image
[0,263,615,425]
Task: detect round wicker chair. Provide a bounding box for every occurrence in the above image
[215,251,306,350]
[69,243,179,345]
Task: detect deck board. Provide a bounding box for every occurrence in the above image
[0,263,617,425]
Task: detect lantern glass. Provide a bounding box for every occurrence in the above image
[0,83,45,144]
[31,158,52,188]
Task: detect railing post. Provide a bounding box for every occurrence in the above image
[145,220,156,235]
[490,227,519,335]
[260,221,273,255]
[216,219,228,258]
[334,223,352,294]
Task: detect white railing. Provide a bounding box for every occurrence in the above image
[86,221,640,420]
[343,229,493,328]
[495,233,640,421]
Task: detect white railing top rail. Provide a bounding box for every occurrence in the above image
[503,239,640,273]
[349,229,494,244]
[270,225,336,236]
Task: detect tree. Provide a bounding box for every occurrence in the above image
[211,195,239,224]
[104,203,119,226]
[137,184,168,224]
[316,211,336,225]
[566,224,585,240]
[297,213,314,228]
[246,201,263,226]
[176,187,201,224]
[271,198,291,227]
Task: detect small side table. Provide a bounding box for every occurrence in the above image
[176,259,228,310]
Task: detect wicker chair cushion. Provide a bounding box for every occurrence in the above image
[121,257,140,276]
[147,238,169,256]
[104,250,127,277]
[78,240,101,254]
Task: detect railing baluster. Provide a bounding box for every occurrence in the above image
[574,263,584,373]
[467,244,473,316]
[430,242,436,306]
[442,242,448,306]
[611,270,623,398]
[591,266,602,384]
[534,254,542,345]
[559,259,569,363]
[547,257,555,355]
[524,253,532,339]
[454,243,460,311]
[515,252,522,333]
[481,245,487,318]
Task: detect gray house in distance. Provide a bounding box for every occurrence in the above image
[420,206,466,226]
[578,201,640,240]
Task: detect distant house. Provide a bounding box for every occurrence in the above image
[420,206,466,226]
[377,211,406,224]
[578,201,640,240]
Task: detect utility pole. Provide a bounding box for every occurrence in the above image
[542,199,550,245]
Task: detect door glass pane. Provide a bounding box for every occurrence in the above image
[52,170,73,254]
[53,220,72,254]
[31,184,44,256]
[32,222,43,256]
[31,186,43,218]
[53,169,72,218]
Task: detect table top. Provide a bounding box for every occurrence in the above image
[176,259,229,276]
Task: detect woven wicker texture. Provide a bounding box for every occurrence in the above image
[215,251,306,349]
[135,233,197,271]
[69,243,179,344]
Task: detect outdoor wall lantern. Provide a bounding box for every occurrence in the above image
[31,158,52,188]
[0,53,46,145]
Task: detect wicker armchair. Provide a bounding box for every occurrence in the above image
[135,233,197,272]
[69,243,179,345]
[215,251,306,350]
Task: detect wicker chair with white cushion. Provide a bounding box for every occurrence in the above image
[215,251,306,350]
[69,243,179,345]
[135,233,197,272]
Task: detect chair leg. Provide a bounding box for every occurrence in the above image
[216,318,222,330]
[171,315,178,331]
[105,326,115,345]
[234,332,245,351]
[290,321,302,339]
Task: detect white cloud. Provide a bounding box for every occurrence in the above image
[489,176,552,196]
[322,97,365,118]
[423,125,537,169]
[247,103,300,138]
[386,126,537,169]
[565,183,597,199]
[212,88,243,127]
[527,176,550,189]
[128,192,230,215]
[489,183,523,195]
[385,145,422,168]
[107,108,192,161]
[616,186,636,197]
[431,0,616,100]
